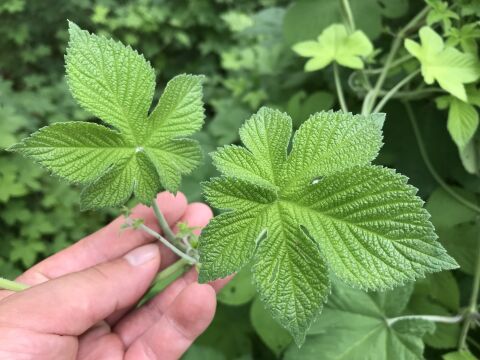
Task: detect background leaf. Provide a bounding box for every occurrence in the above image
[284,282,433,360]
[405,26,480,101]
[250,297,292,357]
[447,98,479,149]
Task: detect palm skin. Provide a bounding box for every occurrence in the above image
[0,192,227,360]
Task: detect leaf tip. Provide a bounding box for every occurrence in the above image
[371,112,386,128]
[197,269,211,284]
[67,20,83,39]
[4,142,21,153]
[292,332,307,348]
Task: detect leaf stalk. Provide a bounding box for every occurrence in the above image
[340,0,356,33]
[133,221,198,264]
[387,314,463,326]
[405,102,480,214]
[372,69,420,113]
[151,199,177,243]
[154,258,191,283]
[0,277,29,292]
[458,217,480,349]
[364,6,429,115]
[333,63,349,112]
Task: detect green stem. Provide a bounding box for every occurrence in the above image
[361,90,374,115]
[340,0,371,90]
[138,223,197,264]
[359,87,445,101]
[154,258,190,283]
[364,54,413,75]
[372,69,420,113]
[341,0,356,32]
[152,199,177,243]
[458,218,480,350]
[333,63,349,112]
[405,102,480,214]
[365,6,429,115]
[138,258,192,307]
[387,314,463,326]
[0,277,29,292]
[468,337,480,352]
[375,87,444,99]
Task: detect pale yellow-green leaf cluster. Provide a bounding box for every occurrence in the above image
[292,24,373,71]
[405,26,480,101]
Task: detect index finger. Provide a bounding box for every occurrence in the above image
[16,192,188,286]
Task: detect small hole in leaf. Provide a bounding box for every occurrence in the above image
[311,176,323,185]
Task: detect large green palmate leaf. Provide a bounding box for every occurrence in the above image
[8,22,205,210]
[199,108,457,345]
[284,282,435,359]
[405,26,480,101]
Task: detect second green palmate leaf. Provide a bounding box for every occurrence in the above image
[198,108,458,345]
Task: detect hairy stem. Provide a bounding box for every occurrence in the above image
[0,277,29,292]
[137,223,197,264]
[387,314,464,326]
[152,199,177,243]
[333,63,349,112]
[364,6,429,114]
[138,258,192,307]
[154,258,190,283]
[373,69,420,113]
[458,218,480,349]
[405,102,480,214]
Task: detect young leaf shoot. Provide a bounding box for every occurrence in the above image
[292,23,373,71]
[405,26,480,101]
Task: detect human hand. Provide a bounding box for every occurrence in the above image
[0,192,227,360]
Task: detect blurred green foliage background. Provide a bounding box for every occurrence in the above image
[1,0,480,358]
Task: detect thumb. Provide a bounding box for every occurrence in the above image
[0,244,160,335]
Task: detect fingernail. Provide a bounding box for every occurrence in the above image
[124,244,159,266]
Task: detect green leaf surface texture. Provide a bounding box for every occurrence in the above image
[199,108,457,345]
[8,22,205,209]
